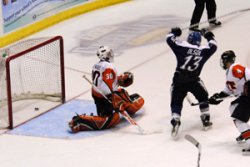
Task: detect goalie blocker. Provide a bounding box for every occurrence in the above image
[69,88,144,132]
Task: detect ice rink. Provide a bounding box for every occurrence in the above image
[1,0,250,166]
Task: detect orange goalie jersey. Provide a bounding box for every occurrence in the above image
[69,46,144,132]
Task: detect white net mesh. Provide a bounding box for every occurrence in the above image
[0,37,64,128]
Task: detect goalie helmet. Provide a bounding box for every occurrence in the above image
[187,31,202,46]
[244,80,250,96]
[96,46,114,62]
[220,50,236,70]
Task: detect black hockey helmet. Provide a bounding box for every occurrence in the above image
[220,50,236,70]
[244,80,250,96]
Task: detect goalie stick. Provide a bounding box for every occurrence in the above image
[82,75,146,135]
[185,134,201,167]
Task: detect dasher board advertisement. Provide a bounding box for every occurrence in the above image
[2,0,89,34]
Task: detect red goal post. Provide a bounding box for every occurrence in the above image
[0,36,65,129]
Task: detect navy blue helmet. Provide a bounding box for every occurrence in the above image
[187,31,202,46]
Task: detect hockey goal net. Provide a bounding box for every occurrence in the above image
[0,36,65,129]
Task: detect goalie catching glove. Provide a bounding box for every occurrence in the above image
[118,72,134,87]
[209,91,229,105]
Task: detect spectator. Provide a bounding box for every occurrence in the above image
[3,0,9,6]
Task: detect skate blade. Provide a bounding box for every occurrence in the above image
[242,150,250,155]
[237,140,246,144]
[203,125,212,131]
[171,125,180,140]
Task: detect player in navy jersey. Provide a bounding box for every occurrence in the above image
[166,28,217,136]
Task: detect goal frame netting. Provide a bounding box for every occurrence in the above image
[1,36,65,129]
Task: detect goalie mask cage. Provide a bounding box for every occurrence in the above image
[0,36,65,129]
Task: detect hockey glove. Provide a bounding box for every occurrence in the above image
[118,72,134,87]
[209,92,229,105]
[171,27,182,37]
[202,29,215,40]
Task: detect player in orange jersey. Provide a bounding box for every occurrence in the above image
[69,46,144,132]
[209,50,250,153]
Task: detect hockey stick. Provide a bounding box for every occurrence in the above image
[185,134,201,167]
[82,75,145,135]
[186,94,233,106]
[185,95,207,106]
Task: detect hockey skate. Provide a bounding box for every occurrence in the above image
[209,20,222,27]
[171,118,181,139]
[189,26,200,32]
[236,134,245,144]
[242,147,250,155]
[200,114,212,131]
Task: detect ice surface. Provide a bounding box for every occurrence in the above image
[1,0,250,167]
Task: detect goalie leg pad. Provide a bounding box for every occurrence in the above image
[112,89,144,115]
[112,88,132,110]
[69,113,120,133]
[126,93,144,115]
